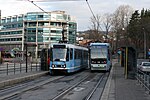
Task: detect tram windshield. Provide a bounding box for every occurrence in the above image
[91,46,107,58]
[52,48,67,61]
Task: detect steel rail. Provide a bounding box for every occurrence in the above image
[52,74,90,100]
[85,73,106,100]
[0,76,64,100]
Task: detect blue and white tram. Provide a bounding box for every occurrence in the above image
[49,43,88,74]
[89,43,112,72]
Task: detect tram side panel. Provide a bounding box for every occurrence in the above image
[49,44,88,75]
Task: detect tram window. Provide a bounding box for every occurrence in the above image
[70,48,73,60]
[75,49,79,59]
[66,48,69,61]
[75,49,77,59]
[84,51,87,59]
[77,49,81,59]
[108,50,110,60]
[79,50,82,58]
[50,48,53,60]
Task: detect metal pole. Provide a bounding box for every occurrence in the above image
[20,63,21,73]
[14,63,15,74]
[30,62,32,71]
[36,62,37,71]
[148,73,150,94]
[49,13,51,48]
[125,47,128,79]
[26,43,28,73]
[7,63,8,75]
[35,16,38,62]
[116,31,119,50]
[143,28,146,59]
[62,27,65,42]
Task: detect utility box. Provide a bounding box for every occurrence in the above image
[120,47,137,79]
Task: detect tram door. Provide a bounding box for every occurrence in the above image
[41,48,50,71]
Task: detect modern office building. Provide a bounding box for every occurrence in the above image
[0,11,77,59]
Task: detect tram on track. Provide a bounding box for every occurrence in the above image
[89,43,112,72]
[49,43,88,75]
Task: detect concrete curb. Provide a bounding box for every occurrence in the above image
[101,64,114,100]
[0,71,49,88]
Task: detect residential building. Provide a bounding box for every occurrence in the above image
[0,11,77,60]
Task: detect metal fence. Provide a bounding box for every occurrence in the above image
[0,62,41,76]
[136,69,150,94]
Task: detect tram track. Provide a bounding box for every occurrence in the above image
[85,73,105,100]
[51,74,91,100]
[0,70,88,100]
[85,72,109,100]
[0,70,109,100]
[0,75,64,100]
[51,72,108,100]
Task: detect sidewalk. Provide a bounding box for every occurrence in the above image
[101,63,150,100]
[0,71,49,88]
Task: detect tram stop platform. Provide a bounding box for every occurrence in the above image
[101,63,150,100]
[0,71,49,88]
[0,62,150,100]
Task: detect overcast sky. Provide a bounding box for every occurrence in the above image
[0,0,150,31]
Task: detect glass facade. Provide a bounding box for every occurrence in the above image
[0,11,77,59]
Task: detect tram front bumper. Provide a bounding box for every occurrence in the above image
[90,64,108,71]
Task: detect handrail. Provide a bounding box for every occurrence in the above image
[0,62,41,76]
[136,69,150,94]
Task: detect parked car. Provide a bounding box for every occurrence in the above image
[137,62,150,72]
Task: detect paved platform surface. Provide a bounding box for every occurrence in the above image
[101,63,150,100]
[1,62,150,100]
[0,71,49,88]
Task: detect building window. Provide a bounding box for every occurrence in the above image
[38,15,43,18]
[18,17,23,21]
[41,28,47,33]
[29,22,36,27]
[2,19,6,23]
[51,30,56,33]
[38,22,44,26]
[12,17,17,22]
[38,37,43,42]
[28,36,36,42]
[18,23,23,28]
[43,37,49,41]
[7,18,11,23]
[56,15,63,20]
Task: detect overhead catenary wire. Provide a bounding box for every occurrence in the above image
[18,0,83,2]
[86,0,96,20]
[27,0,50,15]
[24,0,83,15]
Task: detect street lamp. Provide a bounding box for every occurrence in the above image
[24,35,28,73]
[143,28,146,59]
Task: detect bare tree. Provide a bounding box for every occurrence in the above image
[111,5,134,48]
[89,14,103,41]
[102,13,113,38]
[112,5,133,30]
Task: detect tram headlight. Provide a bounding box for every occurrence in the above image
[62,64,66,68]
[52,64,55,68]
